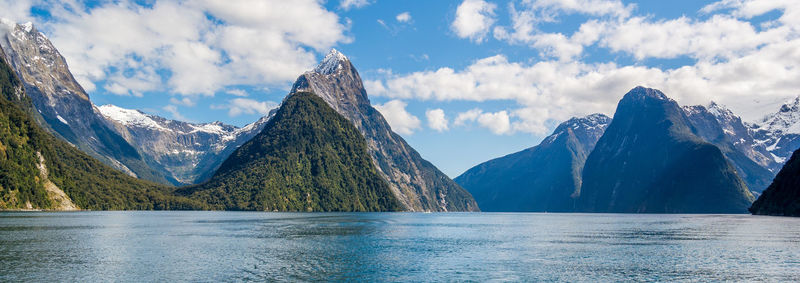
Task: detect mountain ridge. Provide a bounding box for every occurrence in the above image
[289,49,479,212]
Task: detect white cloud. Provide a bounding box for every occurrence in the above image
[374,100,421,135]
[0,0,37,24]
[38,0,349,97]
[366,0,800,133]
[426,108,449,132]
[214,98,278,117]
[477,110,511,135]
[452,0,497,42]
[340,0,371,10]
[455,108,483,126]
[453,108,512,134]
[396,12,412,23]
[367,32,800,133]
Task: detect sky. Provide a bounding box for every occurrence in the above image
[1,0,800,177]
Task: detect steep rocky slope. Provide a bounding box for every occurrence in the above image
[0,19,171,184]
[578,87,754,213]
[0,53,203,210]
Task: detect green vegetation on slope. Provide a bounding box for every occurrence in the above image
[750,147,800,216]
[0,56,205,210]
[177,92,402,212]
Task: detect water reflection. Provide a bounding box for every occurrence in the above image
[1,212,799,281]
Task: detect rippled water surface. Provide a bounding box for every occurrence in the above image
[1,212,799,281]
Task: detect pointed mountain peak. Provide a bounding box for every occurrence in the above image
[706,101,736,118]
[313,48,350,75]
[555,113,611,133]
[622,86,670,102]
[779,96,800,113]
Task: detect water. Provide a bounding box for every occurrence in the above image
[1,212,799,282]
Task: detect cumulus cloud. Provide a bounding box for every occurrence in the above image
[367,35,800,132]
[453,108,512,134]
[426,108,449,132]
[396,12,412,23]
[374,100,421,135]
[213,98,278,117]
[366,0,800,133]
[451,0,497,42]
[33,0,349,97]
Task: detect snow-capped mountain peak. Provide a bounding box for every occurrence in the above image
[97,104,272,184]
[313,48,349,75]
[754,96,800,135]
[98,104,166,131]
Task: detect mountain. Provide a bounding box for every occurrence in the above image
[455,114,610,212]
[683,103,778,193]
[98,105,271,185]
[578,86,755,213]
[289,49,478,212]
[177,92,402,212]
[750,97,800,166]
[0,52,204,210]
[0,19,173,185]
[749,147,800,216]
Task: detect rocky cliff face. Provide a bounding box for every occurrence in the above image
[0,19,171,184]
[456,114,610,212]
[290,49,479,211]
[684,103,778,192]
[99,105,271,184]
[578,87,754,213]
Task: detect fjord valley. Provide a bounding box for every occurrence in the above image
[0,20,475,212]
[2,17,800,215]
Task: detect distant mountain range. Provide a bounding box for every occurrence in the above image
[98,104,270,185]
[458,85,800,213]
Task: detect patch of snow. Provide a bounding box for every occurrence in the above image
[21,22,33,33]
[314,48,349,75]
[771,153,786,164]
[98,104,166,131]
[189,123,225,134]
[56,115,68,125]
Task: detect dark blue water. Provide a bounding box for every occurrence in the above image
[1,212,799,282]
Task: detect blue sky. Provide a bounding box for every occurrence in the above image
[2,0,799,177]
